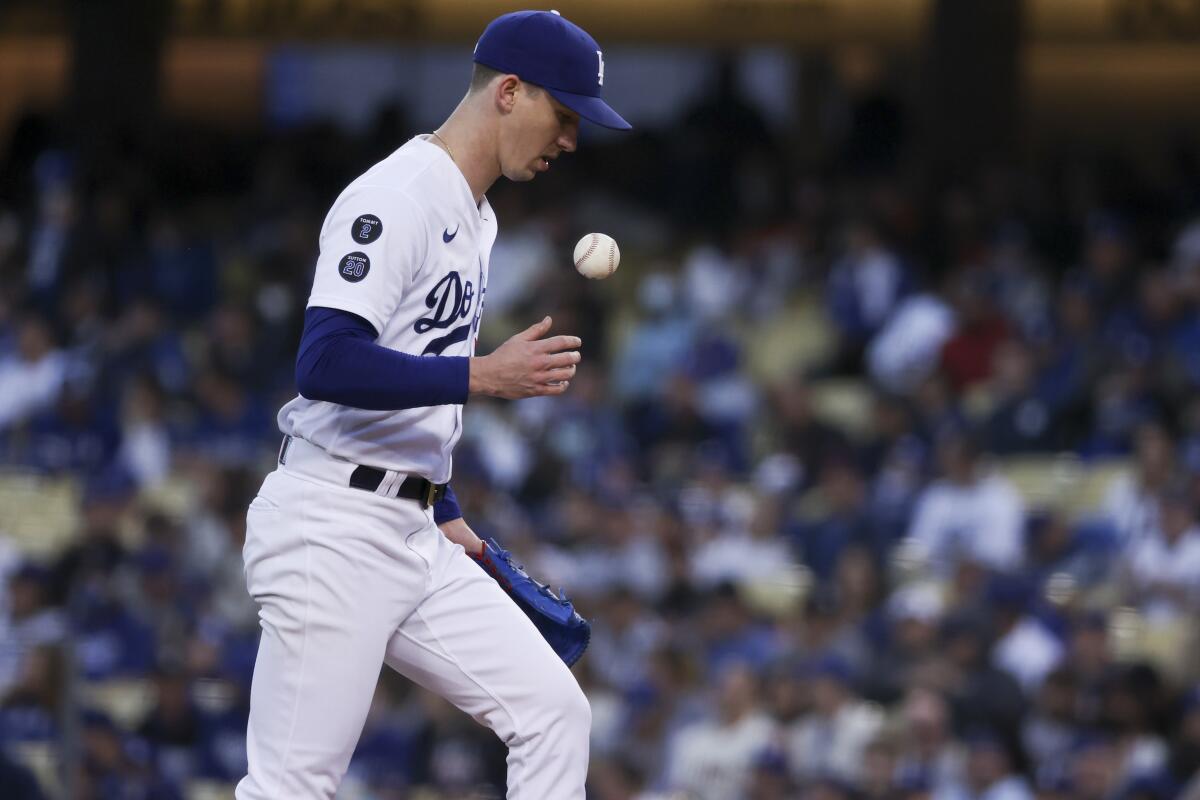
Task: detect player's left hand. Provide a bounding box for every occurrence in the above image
[468,316,581,399]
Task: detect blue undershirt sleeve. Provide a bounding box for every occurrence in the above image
[433,485,463,524]
[294,306,469,410]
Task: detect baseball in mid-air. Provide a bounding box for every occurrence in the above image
[573,233,620,280]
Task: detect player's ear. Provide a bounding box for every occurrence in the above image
[494,74,521,115]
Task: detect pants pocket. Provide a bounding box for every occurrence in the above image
[243,493,285,598]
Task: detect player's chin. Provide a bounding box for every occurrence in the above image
[505,165,539,182]
[522,157,552,178]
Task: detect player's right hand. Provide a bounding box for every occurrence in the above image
[469,316,581,399]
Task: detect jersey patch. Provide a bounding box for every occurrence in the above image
[339,251,371,283]
[351,214,383,244]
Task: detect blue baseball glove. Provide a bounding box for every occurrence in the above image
[470,538,591,666]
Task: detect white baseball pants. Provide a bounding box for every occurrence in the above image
[235,440,591,799]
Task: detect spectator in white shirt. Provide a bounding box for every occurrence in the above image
[787,654,884,785]
[904,427,1026,576]
[933,731,1034,800]
[987,577,1065,695]
[665,661,777,800]
[1102,422,1176,548]
[117,375,171,488]
[0,564,64,696]
[895,687,967,795]
[867,292,956,394]
[0,315,67,430]
[1122,482,1200,623]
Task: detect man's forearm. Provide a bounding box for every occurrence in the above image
[438,517,484,557]
[296,307,468,409]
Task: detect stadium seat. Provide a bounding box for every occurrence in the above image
[744,294,836,381]
[1112,612,1200,685]
[995,455,1130,520]
[1071,460,1132,518]
[139,476,202,520]
[996,455,1084,511]
[809,379,874,440]
[80,678,156,730]
[0,471,81,560]
[186,779,238,800]
[11,741,59,798]
[739,564,812,619]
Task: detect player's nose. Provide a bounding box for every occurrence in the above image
[558,123,578,153]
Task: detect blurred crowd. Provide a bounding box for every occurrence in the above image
[2,66,1200,800]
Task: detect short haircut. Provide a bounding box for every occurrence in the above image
[469,63,541,97]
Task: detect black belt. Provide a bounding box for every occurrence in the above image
[279,436,447,509]
[348,465,447,508]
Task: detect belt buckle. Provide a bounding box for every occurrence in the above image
[423,481,438,508]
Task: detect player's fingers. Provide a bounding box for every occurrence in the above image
[535,380,571,396]
[540,364,577,382]
[515,316,553,341]
[542,351,580,370]
[535,334,582,353]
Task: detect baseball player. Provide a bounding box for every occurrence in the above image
[236,10,629,800]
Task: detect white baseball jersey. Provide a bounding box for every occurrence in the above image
[277,137,496,484]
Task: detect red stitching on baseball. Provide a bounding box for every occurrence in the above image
[579,234,599,267]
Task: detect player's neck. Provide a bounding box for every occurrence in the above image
[430,110,499,205]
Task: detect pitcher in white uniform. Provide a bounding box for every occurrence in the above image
[236,10,630,799]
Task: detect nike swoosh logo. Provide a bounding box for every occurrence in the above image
[443,225,459,243]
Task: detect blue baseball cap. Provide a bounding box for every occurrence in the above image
[473,10,631,130]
